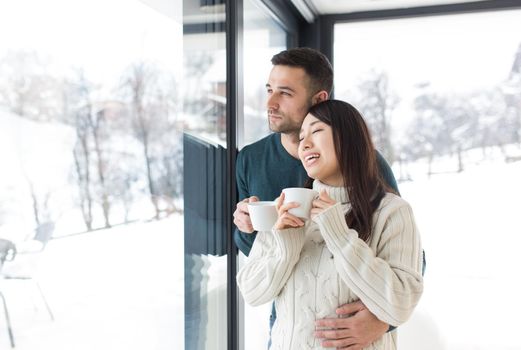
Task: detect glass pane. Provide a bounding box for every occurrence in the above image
[335,10,521,350]
[240,1,287,350]
[0,0,183,349]
[241,0,287,148]
[182,0,227,349]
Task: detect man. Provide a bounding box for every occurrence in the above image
[234,47,399,349]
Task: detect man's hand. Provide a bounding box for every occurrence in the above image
[314,300,389,349]
[233,196,259,233]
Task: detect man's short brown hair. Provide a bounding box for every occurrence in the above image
[271,47,333,96]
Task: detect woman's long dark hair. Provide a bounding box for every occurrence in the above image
[306,100,394,242]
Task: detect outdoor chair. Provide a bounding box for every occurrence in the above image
[0,238,16,348]
[0,222,56,348]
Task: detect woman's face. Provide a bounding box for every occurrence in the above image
[298,113,343,187]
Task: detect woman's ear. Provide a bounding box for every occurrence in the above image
[312,90,329,105]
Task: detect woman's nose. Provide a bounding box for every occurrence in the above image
[300,136,311,149]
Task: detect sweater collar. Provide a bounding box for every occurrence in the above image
[312,180,349,204]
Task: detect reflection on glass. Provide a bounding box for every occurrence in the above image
[335,10,521,350]
[0,0,183,349]
[240,1,287,350]
[241,0,286,148]
[182,0,227,349]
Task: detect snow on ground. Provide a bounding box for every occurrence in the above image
[0,216,184,350]
[2,144,521,350]
[0,110,76,240]
[397,154,521,350]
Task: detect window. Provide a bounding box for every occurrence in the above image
[335,10,521,349]
[241,0,287,148]
[182,0,228,349]
[239,1,287,349]
[0,1,183,348]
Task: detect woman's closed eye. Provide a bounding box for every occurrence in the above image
[299,128,323,142]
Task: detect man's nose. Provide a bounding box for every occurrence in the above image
[266,93,278,110]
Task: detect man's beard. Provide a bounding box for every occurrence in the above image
[268,113,300,134]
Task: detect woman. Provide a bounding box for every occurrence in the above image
[236,100,423,349]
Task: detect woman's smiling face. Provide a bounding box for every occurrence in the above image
[298,113,343,187]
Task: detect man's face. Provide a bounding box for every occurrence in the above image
[266,65,313,134]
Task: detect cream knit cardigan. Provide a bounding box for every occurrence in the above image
[236,180,423,350]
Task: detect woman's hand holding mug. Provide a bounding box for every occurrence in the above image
[310,189,336,219]
[274,192,305,230]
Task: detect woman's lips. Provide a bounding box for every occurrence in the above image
[303,153,320,167]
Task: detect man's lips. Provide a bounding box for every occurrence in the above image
[268,115,283,124]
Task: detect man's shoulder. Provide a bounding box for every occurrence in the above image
[239,133,277,157]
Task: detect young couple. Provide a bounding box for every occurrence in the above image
[234,47,423,349]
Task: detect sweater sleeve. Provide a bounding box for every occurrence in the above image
[236,227,306,306]
[313,200,423,326]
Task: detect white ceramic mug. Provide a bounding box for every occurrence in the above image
[282,188,318,219]
[248,201,278,231]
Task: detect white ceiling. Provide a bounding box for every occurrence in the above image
[305,0,488,14]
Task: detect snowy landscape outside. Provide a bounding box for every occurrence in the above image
[1,1,521,350]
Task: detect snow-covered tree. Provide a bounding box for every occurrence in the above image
[0,50,61,121]
[119,61,180,219]
[501,42,521,146]
[351,69,399,164]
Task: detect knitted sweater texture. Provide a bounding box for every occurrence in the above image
[236,180,423,350]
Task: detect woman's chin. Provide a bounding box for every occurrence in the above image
[305,171,319,181]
